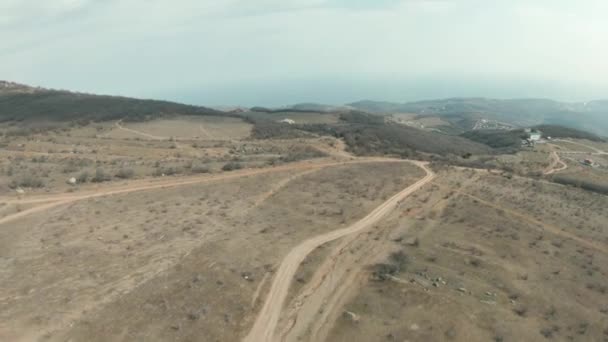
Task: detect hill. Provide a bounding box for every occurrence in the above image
[0,81,222,123]
[251,110,492,157]
[534,124,605,142]
[348,98,608,136]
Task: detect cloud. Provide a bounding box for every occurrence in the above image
[0,1,607,104]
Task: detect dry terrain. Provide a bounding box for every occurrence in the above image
[1,116,607,342]
[0,116,428,341]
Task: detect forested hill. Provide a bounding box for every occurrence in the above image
[0,81,222,123]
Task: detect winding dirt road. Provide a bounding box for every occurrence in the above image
[0,158,404,226]
[243,161,435,342]
[543,149,567,175]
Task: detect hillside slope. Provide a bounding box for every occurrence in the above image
[349,98,608,136]
[0,81,221,123]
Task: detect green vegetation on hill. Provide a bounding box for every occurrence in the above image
[349,98,608,136]
[534,125,605,142]
[0,90,222,123]
[339,111,384,125]
[250,110,491,158]
[461,129,526,149]
[332,123,491,157]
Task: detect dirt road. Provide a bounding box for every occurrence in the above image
[115,120,166,140]
[0,158,404,226]
[243,161,435,342]
[553,139,606,154]
[543,149,567,175]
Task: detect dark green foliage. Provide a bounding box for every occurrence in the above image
[461,129,526,149]
[222,161,242,171]
[372,251,409,281]
[551,175,608,195]
[372,263,400,281]
[251,117,491,157]
[190,164,210,174]
[91,168,111,183]
[250,121,314,139]
[279,145,327,162]
[9,173,45,188]
[534,125,605,142]
[0,90,223,123]
[114,168,135,179]
[152,166,181,177]
[339,111,384,125]
[76,171,90,183]
[330,123,491,157]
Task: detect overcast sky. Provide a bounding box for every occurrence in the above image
[1,0,607,106]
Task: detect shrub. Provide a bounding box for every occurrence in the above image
[152,166,181,177]
[76,171,89,183]
[190,164,210,174]
[222,161,242,171]
[9,173,45,188]
[371,263,399,281]
[91,168,110,183]
[115,168,135,179]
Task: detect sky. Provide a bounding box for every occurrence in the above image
[1,0,607,106]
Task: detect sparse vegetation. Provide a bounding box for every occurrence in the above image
[222,161,242,171]
[9,173,44,188]
[114,168,135,179]
[91,168,110,182]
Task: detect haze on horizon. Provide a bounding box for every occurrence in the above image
[1,0,607,106]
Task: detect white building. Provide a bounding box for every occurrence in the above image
[529,132,542,141]
[279,118,295,125]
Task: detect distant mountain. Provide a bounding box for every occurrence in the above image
[289,103,350,113]
[249,103,350,114]
[348,98,608,137]
[0,81,222,123]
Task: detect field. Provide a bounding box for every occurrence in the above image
[325,167,608,342]
[1,113,607,342]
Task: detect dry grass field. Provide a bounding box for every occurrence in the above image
[1,115,607,342]
[326,167,608,342]
[0,122,424,341]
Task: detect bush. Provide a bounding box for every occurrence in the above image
[91,168,110,183]
[551,175,608,195]
[9,173,45,188]
[190,164,210,174]
[222,161,242,171]
[372,263,400,281]
[372,251,409,281]
[152,166,181,177]
[115,168,135,179]
[76,171,89,183]
[280,146,327,162]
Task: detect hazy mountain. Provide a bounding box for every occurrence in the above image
[348,98,608,136]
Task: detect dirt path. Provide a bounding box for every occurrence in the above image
[115,120,167,140]
[198,124,214,139]
[553,139,605,154]
[243,161,435,342]
[0,158,404,226]
[543,149,567,175]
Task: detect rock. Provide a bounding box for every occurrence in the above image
[241,272,254,282]
[458,287,467,293]
[68,177,77,185]
[343,311,360,323]
[405,237,419,246]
